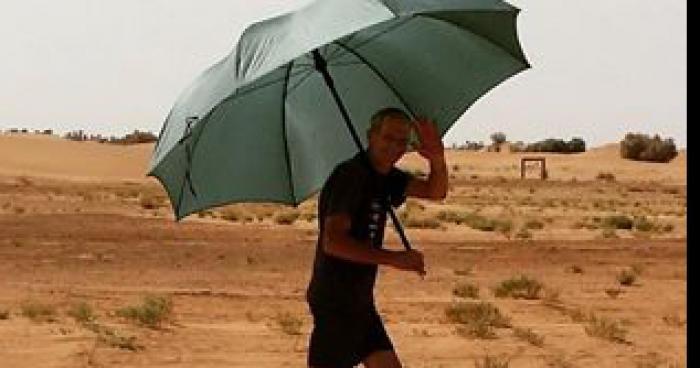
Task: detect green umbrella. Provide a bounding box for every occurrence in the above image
[149,0,529,249]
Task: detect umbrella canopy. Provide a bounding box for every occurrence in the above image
[149,0,529,220]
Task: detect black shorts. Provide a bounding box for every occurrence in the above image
[307,303,394,367]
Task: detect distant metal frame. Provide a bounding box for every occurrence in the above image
[521,157,547,180]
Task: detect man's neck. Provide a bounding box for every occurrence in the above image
[366,150,391,175]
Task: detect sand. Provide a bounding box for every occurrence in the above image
[0,134,686,367]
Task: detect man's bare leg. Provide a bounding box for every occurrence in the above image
[363,350,402,368]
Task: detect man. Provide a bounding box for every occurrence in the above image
[306,107,448,368]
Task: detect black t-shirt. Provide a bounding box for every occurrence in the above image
[306,152,412,310]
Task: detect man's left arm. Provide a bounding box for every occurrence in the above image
[405,119,448,201]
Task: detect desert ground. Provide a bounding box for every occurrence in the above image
[0,134,686,368]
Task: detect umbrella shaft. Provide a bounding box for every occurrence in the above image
[312,49,412,251]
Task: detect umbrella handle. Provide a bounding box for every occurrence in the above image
[312,49,413,251]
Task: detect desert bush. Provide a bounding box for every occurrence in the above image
[437,210,511,233]
[0,309,9,320]
[494,275,543,299]
[274,210,300,225]
[584,315,628,343]
[274,312,303,335]
[514,227,533,240]
[524,219,545,230]
[21,300,57,322]
[513,327,545,347]
[139,194,163,210]
[566,265,584,274]
[617,268,637,286]
[453,283,480,299]
[601,215,634,230]
[405,217,443,229]
[445,301,511,339]
[475,355,511,368]
[596,172,616,182]
[633,216,655,232]
[605,288,623,299]
[67,301,96,324]
[620,133,678,163]
[601,229,619,238]
[661,313,686,328]
[116,295,172,328]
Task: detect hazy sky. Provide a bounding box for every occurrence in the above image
[0,0,687,147]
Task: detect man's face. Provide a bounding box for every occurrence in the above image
[368,116,412,167]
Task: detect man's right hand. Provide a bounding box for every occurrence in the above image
[389,249,426,276]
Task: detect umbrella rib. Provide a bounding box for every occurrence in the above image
[332,40,417,119]
[325,16,414,62]
[281,61,297,205]
[285,69,315,96]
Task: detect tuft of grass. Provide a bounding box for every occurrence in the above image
[661,313,686,328]
[274,312,303,335]
[513,327,545,347]
[116,294,172,329]
[542,288,562,306]
[274,210,300,225]
[494,275,543,300]
[514,227,533,240]
[617,268,637,286]
[445,301,511,339]
[474,355,511,368]
[524,219,545,230]
[601,215,634,230]
[0,309,9,320]
[138,194,163,210]
[20,300,57,322]
[601,228,619,239]
[584,314,628,344]
[596,172,616,182]
[437,210,512,233]
[566,265,584,274]
[633,216,655,232]
[87,323,141,351]
[403,214,443,229]
[453,283,480,299]
[605,288,624,299]
[67,301,96,324]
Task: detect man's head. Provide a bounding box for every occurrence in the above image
[366,107,412,171]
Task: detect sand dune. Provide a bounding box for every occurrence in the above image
[0,134,686,185]
[0,134,154,182]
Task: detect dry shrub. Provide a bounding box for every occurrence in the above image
[274,312,303,335]
[617,268,637,286]
[20,300,57,322]
[274,210,300,225]
[445,301,511,339]
[513,327,545,347]
[475,355,511,368]
[494,275,543,300]
[596,172,616,182]
[453,283,480,299]
[584,314,628,343]
[116,294,173,329]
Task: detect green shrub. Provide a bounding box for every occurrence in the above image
[620,133,678,163]
[116,295,172,328]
